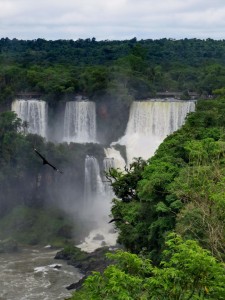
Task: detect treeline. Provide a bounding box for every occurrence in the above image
[1,38,225,108]
[1,37,225,66]
[71,96,225,299]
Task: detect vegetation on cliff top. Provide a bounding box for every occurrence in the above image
[1,38,225,108]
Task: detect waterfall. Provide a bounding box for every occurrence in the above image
[84,155,104,206]
[63,101,97,143]
[103,147,127,196]
[104,147,126,170]
[77,155,117,252]
[115,100,195,164]
[103,157,115,196]
[11,99,48,138]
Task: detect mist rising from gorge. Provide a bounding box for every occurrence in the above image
[0,96,196,248]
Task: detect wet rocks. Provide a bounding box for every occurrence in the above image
[55,245,118,290]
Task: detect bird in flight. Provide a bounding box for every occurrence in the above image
[34,148,63,174]
[108,218,130,225]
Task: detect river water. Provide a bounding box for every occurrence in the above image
[0,247,82,300]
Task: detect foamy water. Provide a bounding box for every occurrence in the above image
[0,247,82,300]
[11,99,48,138]
[114,100,195,164]
[76,225,118,253]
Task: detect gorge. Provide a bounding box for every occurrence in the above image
[0,97,196,299]
[10,97,196,246]
[1,37,225,300]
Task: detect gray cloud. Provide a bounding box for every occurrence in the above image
[0,0,225,40]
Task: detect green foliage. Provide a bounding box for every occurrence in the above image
[71,250,152,300]
[146,233,225,300]
[111,200,146,253]
[0,111,22,134]
[71,234,225,300]
[107,158,147,203]
[61,244,87,261]
[26,65,78,94]
[170,140,225,260]
[79,66,109,96]
[108,97,225,262]
[0,205,73,246]
[2,38,225,106]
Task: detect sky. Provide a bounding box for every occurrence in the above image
[1,0,225,41]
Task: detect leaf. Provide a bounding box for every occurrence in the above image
[155,202,170,213]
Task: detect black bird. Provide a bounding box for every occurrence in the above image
[108,218,130,225]
[34,148,63,174]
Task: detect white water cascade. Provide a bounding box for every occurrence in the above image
[77,155,117,252]
[11,99,48,138]
[104,147,126,171]
[83,155,104,206]
[103,157,115,197]
[63,101,97,143]
[116,100,196,164]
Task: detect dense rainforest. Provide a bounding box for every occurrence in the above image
[1,37,225,110]
[1,37,225,298]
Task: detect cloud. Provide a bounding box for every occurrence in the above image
[0,0,225,40]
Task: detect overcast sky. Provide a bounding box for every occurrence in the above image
[1,0,225,41]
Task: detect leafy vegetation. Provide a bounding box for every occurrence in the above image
[106,97,225,263]
[71,233,225,300]
[2,38,225,108]
[0,205,73,246]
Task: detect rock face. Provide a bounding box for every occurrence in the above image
[55,245,118,290]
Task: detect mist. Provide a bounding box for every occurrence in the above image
[1,96,126,249]
[0,95,195,250]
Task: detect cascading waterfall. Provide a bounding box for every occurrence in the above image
[11,99,48,138]
[103,157,115,196]
[103,147,127,197]
[84,155,104,206]
[63,101,97,143]
[77,155,117,252]
[115,100,196,164]
[104,147,126,170]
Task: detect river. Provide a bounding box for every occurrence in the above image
[0,247,82,300]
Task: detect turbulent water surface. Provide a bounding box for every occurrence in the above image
[0,247,82,300]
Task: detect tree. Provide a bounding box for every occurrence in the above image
[71,233,225,300]
[0,111,22,136]
[106,157,147,203]
[169,138,225,260]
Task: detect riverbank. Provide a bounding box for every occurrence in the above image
[55,245,119,291]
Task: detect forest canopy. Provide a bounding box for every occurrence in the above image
[1,38,225,107]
